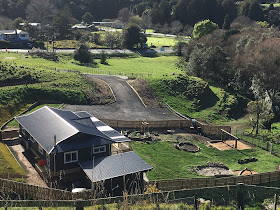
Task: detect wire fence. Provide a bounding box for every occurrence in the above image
[1,184,280,209]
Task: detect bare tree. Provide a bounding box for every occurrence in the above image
[26,0,57,26]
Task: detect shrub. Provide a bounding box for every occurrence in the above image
[74,43,92,63]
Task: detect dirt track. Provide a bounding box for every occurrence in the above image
[64,75,182,121]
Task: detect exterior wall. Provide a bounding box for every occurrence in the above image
[84,172,144,197]
[53,144,110,173]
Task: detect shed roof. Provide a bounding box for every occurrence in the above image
[79,151,152,182]
[16,106,130,154]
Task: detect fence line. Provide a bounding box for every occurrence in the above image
[1,184,280,208]
[150,170,280,191]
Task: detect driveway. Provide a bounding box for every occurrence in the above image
[64,74,181,121]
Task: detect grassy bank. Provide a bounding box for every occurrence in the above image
[149,76,248,124]
[0,142,25,179]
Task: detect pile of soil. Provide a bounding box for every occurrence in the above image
[174,142,200,152]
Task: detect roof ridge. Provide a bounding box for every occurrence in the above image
[46,106,79,144]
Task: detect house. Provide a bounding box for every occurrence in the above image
[15,106,152,195]
[71,23,98,32]
[0,29,29,45]
[19,23,41,28]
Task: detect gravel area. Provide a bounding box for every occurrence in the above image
[197,167,234,176]
[64,75,182,121]
[8,144,47,187]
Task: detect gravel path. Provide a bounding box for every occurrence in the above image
[64,74,182,121]
[8,144,47,187]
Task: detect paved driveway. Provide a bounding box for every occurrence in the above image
[64,75,181,121]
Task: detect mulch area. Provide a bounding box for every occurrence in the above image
[127,78,162,108]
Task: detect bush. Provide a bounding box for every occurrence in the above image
[74,43,92,63]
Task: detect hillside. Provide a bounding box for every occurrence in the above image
[148,76,248,124]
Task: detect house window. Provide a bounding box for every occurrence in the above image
[38,144,44,155]
[21,128,26,136]
[93,145,106,154]
[64,151,78,164]
[29,136,35,143]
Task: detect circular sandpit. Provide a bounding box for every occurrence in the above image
[174,142,200,152]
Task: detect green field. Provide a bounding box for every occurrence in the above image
[0,53,182,79]
[146,35,177,47]
[132,137,280,180]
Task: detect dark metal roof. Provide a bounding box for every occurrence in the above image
[15,106,130,154]
[79,151,152,182]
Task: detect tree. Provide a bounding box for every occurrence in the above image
[74,43,92,64]
[26,0,57,26]
[82,12,93,24]
[187,44,231,85]
[193,20,218,39]
[13,17,24,29]
[122,23,147,49]
[245,38,280,124]
[239,0,263,21]
[117,8,130,25]
[53,5,73,40]
[223,14,231,30]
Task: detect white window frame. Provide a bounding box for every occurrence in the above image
[93,145,106,154]
[38,144,44,155]
[29,136,35,143]
[64,151,79,164]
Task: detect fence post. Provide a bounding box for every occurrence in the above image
[274,194,278,210]
[236,183,244,210]
[194,195,198,210]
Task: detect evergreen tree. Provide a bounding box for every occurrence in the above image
[123,23,147,49]
[53,5,73,40]
[223,14,231,30]
[74,43,92,63]
[82,12,93,24]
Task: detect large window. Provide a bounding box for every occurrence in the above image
[93,145,106,154]
[64,151,78,164]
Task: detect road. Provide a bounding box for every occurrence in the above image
[64,74,181,121]
[0,48,173,54]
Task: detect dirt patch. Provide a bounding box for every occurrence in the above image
[174,142,200,152]
[85,76,115,104]
[235,170,258,176]
[9,144,47,187]
[197,167,234,176]
[210,140,252,151]
[127,78,162,108]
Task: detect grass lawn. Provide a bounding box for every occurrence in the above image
[146,36,177,47]
[262,3,280,7]
[7,103,63,127]
[0,142,25,179]
[132,137,280,180]
[0,53,182,79]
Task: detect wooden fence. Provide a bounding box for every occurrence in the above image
[1,184,280,209]
[150,170,280,191]
[0,178,72,200]
[100,118,231,136]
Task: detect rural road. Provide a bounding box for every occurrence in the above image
[0,48,173,54]
[64,74,181,121]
